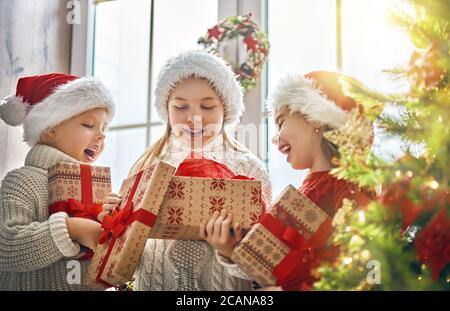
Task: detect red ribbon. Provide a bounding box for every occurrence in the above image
[95,170,157,288]
[259,213,322,291]
[49,199,103,222]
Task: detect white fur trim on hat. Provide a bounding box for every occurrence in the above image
[267,75,348,129]
[0,95,29,126]
[22,77,115,146]
[155,50,244,126]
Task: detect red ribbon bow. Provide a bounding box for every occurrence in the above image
[49,199,103,222]
[259,213,319,291]
[99,202,157,244]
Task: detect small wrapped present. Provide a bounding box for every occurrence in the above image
[84,162,175,289]
[48,162,111,259]
[48,162,111,221]
[230,185,334,290]
[148,155,265,240]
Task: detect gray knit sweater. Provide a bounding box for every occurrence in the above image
[0,144,93,290]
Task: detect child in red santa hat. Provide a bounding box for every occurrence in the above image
[0,73,115,290]
[265,71,373,290]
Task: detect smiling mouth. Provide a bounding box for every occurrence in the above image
[278,144,291,156]
[183,128,204,137]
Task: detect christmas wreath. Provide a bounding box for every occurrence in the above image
[198,13,269,90]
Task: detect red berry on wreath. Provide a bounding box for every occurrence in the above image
[244,35,258,51]
[207,25,222,40]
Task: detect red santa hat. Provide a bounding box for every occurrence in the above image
[268,71,358,129]
[0,73,115,146]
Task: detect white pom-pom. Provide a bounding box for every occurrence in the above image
[0,95,28,126]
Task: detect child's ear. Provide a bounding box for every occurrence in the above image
[40,128,57,143]
[311,121,322,133]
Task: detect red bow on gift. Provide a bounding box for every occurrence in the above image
[99,202,157,244]
[260,213,322,291]
[49,199,103,222]
[99,171,157,244]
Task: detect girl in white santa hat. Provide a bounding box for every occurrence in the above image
[264,71,373,290]
[101,50,272,291]
[0,73,115,290]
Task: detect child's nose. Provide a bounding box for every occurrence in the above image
[187,114,202,125]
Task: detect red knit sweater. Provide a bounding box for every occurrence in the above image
[283,171,355,291]
[299,170,353,218]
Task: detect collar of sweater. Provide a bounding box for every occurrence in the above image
[163,132,226,162]
[25,144,79,170]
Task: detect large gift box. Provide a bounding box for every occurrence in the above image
[48,162,111,259]
[84,162,175,289]
[230,185,334,290]
[48,162,111,221]
[148,156,265,240]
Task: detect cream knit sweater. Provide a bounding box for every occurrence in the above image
[134,133,272,291]
[0,144,92,290]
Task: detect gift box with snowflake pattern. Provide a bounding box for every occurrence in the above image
[148,175,265,240]
[231,185,333,287]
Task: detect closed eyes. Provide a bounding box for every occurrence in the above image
[173,104,216,110]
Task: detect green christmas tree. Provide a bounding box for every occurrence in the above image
[314,0,449,291]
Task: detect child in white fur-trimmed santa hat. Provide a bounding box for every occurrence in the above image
[100,50,272,291]
[263,71,373,291]
[0,73,115,290]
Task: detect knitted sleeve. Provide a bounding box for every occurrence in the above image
[0,169,80,272]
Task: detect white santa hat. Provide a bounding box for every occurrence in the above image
[155,50,245,126]
[0,73,115,146]
[268,71,358,129]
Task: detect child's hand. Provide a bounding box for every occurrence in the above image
[199,209,243,258]
[98,192,122,222]
[66,217,102,251]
